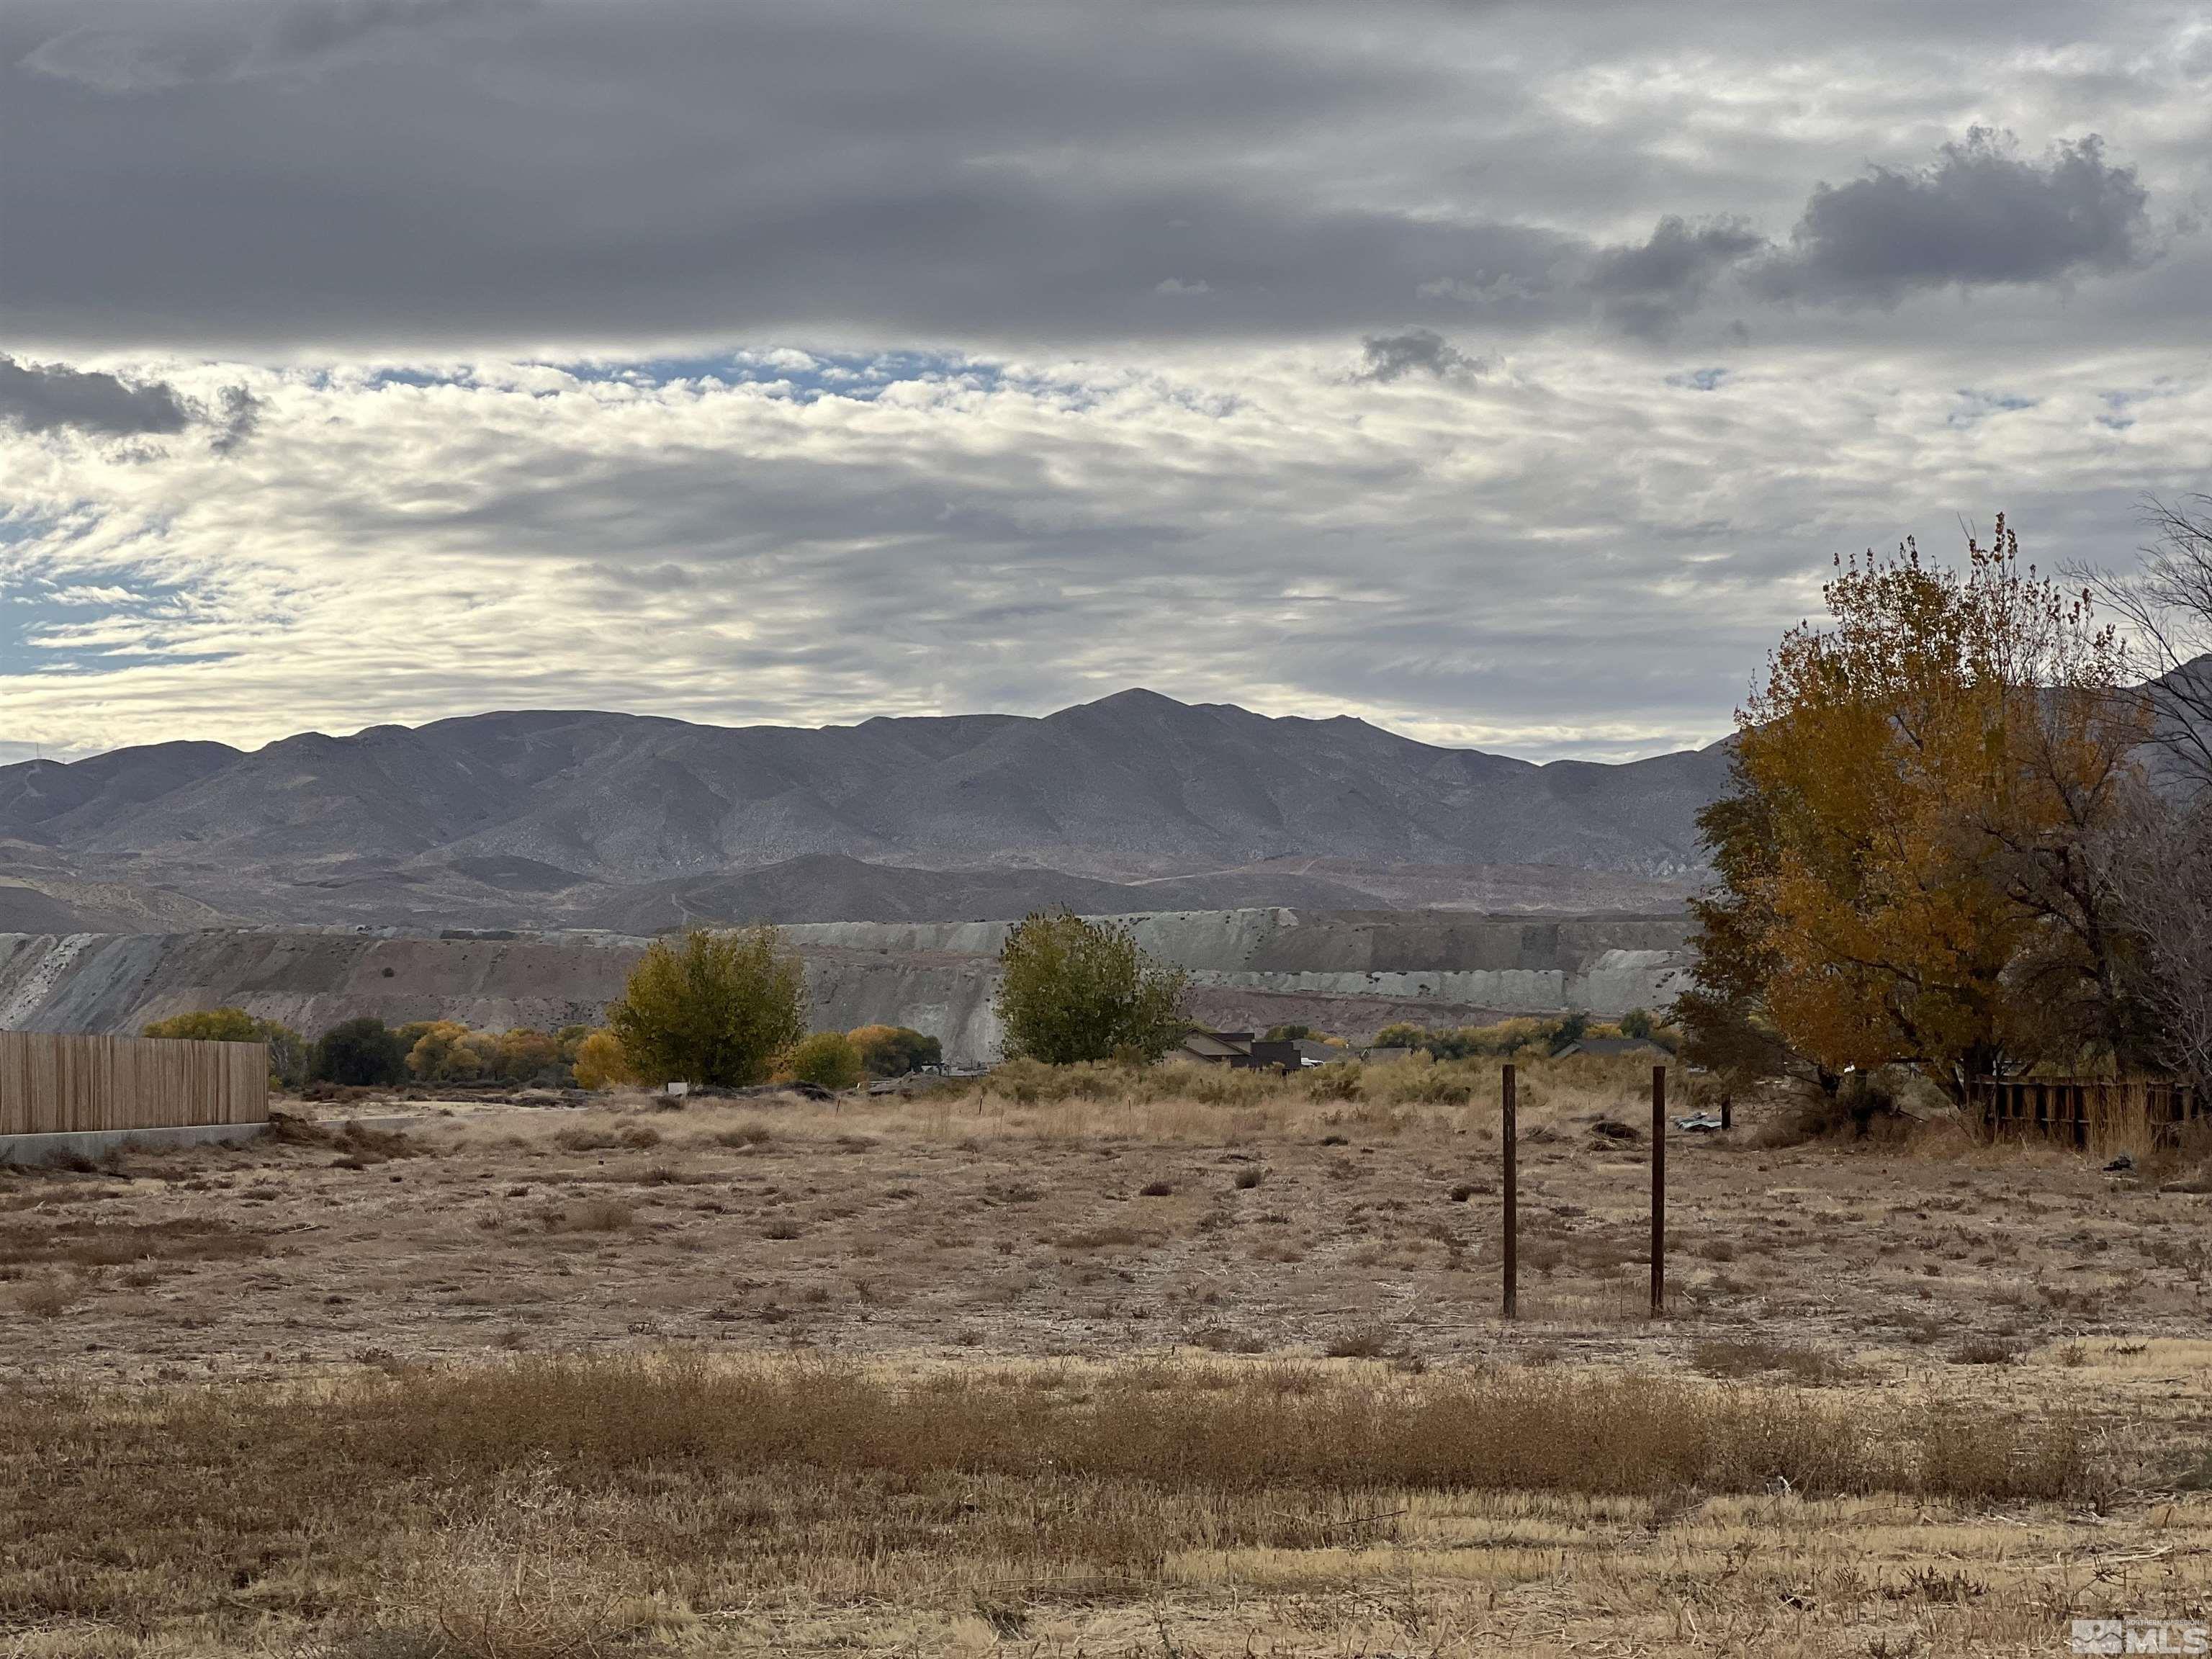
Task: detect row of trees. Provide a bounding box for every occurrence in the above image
[143,992,943,1094]
[1373,1010,1673,1059]
[143,900,1192,1096]
[144,1010,612,1089]
[1680,500,2212,1105]
[593,911,1183,1085]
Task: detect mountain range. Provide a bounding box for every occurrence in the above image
[0,689,1730,932]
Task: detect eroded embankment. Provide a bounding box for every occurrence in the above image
[0,909,1686,1062]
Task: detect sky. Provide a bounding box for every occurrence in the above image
[1,0,2208,765]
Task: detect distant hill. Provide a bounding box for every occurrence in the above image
[0,690,1729,929]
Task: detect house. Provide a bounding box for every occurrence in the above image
[1178,1030,1254,1064]
[1292,1039,1354,1068]
[1175,1030,1304,1071]
[1554,1036,1673,1059]
[1244,1038,1303,1072]
[1360,1046,1414,1065]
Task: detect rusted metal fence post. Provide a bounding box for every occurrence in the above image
[1501,1061,1518,1319]
[1650,1064,1665,1318]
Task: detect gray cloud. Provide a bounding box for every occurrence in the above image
[257,0,532,66]
[1586,217,1768,338]
[1,0,2208,765]
[0,4,2192,356]
[22,0,529,92]
[1357,329,1485,382]
[1754,129,2156,304]
[208,385,262,454]
[19,24,228,93]
[0,354,192,437]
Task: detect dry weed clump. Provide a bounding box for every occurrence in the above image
[539,1199,637,1233]
[6,1272,81,1319]
[914,1051,1658,1143]
[1691,1338,1867,1386]
[0,1215,271,1269]
[1321,1320,1400,1360]
[387,1483,647,1659]
[553,1121,661,1153]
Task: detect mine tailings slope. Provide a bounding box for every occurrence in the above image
[0,909,1688,1066]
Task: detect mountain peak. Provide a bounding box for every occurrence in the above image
[0,693,1731,928]
[1069,687,1190,714]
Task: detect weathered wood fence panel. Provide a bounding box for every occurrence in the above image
[0,1033,269,1137]
[1976,1075,2202,1151]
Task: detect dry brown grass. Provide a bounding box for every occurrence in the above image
[392,1490,642,1659]
[1690,1336,1869,1385]
[539,1197,636,1233]
[0,1215,271,1269]
[912,1051,1648,1139]
[6,1060,2212,1652]
[0,1350,2126,1656]
[6,1271,80,1318]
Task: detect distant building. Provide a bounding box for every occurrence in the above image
[1244,1038,1303,1071]
[1178,1030,1254,1064]
[1554,1036,1673,1059]
[1175,1030,1303,1071]
[1292,1039,1352,1067]
[1360,1046,1414,1065]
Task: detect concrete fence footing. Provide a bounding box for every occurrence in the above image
[0,1121,269,1166]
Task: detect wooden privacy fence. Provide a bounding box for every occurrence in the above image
[1977,1074,2203,1151]
[0,1033,269,1138]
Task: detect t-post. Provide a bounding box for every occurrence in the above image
[1650,1063,1666,1316]
[1501,1062,1518,1319]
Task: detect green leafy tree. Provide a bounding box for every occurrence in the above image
[312,1017,408,1087]
[994,910,1190,1065]
[848,1024,943,1077]
[495,1028,562,1084]
[143,1007,263,1043]
[785,1031,866,1091]
[1618,1008,1655,1040]
[403,1020,485,1082]
[606,926,806,1087]
[1547,1011,1590,1055]
[143,1007,308,1089]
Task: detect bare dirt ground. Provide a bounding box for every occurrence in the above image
[5,1070,2206,1377]
[6,1062,2212,1656]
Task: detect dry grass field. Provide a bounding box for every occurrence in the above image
[6,1055,2212,1656]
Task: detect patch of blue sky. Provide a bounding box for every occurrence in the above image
[361,367,453,390]
[2098,390,2141,431]
[0,559,218,677]
[546,347,1008,403]
[1665,367,1731,392]
[293,365,458,392]
[1948,389,2038,428]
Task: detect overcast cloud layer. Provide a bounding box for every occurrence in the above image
[2,0,2208,763]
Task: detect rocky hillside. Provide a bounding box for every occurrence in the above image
[0,909,1689,1064]
[0,690,1728,929]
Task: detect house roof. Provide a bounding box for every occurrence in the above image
[1555,1036,1671,1058]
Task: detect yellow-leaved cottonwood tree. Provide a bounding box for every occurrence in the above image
[1683,518,2149,1104]
[606,926,806,1087]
